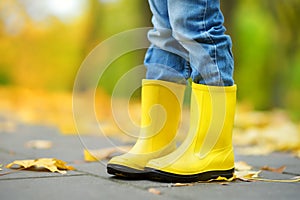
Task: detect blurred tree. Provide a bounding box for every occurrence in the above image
[233,0,277,109]
[266,0,300,119]
[0,0,29,85]
[0,0,84,91]
[233,0,300,120]
[220,0,237,33]
[82,0,104,55]
[1,0,300,120]
[81,0,151,96]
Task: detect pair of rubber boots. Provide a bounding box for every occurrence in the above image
[107,79,236,183]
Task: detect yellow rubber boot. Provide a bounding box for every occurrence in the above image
[145,83,237,182]
[107,79,186,178]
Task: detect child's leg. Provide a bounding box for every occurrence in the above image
[144,0,237,183]
[168,0,234,86]
[145,0,191,84]
[107,1,190,178]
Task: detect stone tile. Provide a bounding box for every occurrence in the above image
[0,175,170,200]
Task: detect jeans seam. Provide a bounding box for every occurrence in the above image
[203,0,221,85]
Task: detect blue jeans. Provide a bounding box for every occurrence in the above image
[144,0,234,86]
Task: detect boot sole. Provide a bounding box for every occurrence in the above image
[145,167,234,183]
[107,164,149,179]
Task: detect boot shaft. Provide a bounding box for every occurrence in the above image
[190,83,237,156]
[135,79,186,151]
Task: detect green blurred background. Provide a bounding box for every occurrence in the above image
[1,0,300,120]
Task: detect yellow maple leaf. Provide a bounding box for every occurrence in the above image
[6,158,75,174]
[260,165,286,173]
[234,170,261,181]
[203,176,235,183]
[6,159,35,169]
[53,159,75,170]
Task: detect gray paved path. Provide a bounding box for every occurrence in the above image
[1,121,300,200]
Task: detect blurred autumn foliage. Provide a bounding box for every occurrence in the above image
[0,0,300,157]
[231,0,300,120]
[0,0,149,133]
[0,0,150,92]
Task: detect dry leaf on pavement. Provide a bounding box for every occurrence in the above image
[6,158,75,174]
[233,161,300,183]
[171,183,194,187]
[148,188,161,195]
[260,165,286,173]
[233,109,300,156]
[234,170,261,182]
[251,176,300,183]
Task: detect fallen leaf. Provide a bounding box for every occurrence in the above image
[171,183,194,187]
[7,159,34,168]
[6,158,74,174]
[233,108,300,156]
[84,146,131,162]
[250,177,300,183]
[233,169,300,183]
[234,170,261,182]
[234,109,270,128]
[25,140,53,149]
[235,161,253,171]
[260,165,286,173]
[233,128,261,146]
[0,87,112,135]
[148,188,161,195]
[207,176,235,182]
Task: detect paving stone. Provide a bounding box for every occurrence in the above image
[1,121,300,200]
[73,161,170,189]
[158,181,300,200]
[0,175,170,200]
